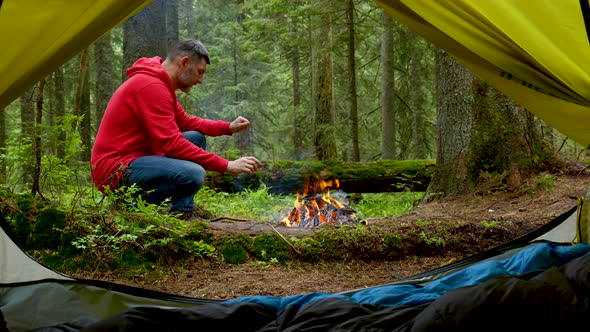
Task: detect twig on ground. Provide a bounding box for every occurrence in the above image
[100,215,117,233]
[208,216,253,222]
[270,224,302,256]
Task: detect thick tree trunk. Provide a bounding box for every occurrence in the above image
[468,80,548,191]
[308,13,318,161]
[204,159,435,194]
[291,20,304,161]
[232,1,253,157]
[426,49,556,202]
[313,1,337,161]
[122,0,167,79]
[346,0,360,162]
[425,50,474,200]
[380,11,396,159]
[166,0,179,50]
[184,0,195,38]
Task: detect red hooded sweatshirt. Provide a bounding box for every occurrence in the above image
[90,56,231,192]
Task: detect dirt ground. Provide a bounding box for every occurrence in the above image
[77,172,590,300]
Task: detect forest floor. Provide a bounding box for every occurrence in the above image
[73,172,590,300]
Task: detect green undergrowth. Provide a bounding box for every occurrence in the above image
[0,185,458,278]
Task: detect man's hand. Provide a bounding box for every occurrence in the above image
[226,156,261,175]
[229,116,251,133]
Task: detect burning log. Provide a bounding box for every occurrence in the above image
[283,194,360,228]
[282,178,363,228]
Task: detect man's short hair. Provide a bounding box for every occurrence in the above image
[168,39,210,64]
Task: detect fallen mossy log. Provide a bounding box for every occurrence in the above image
[205,159,435,194]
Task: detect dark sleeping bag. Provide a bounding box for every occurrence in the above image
[30,243,590,332]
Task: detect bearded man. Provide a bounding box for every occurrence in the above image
[91,39,260,221]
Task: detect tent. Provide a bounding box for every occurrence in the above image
[4,203,590,330]
[3,0,590,330]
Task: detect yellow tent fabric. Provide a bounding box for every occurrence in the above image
[0,0,153,110]
[376,0,590,147]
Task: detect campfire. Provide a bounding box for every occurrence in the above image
[282,177,362,228]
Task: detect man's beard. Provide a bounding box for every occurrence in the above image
[177,68,194,93]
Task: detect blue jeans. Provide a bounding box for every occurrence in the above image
[121,131,207,212]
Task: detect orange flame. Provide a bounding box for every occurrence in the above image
[282,177,357,228]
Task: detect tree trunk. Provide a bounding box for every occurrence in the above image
[32,77,46,198]
[72,48,88,122]
[426,49,554,202]
[309,13,317,118]
[468,80,546,191]
[47,72,55,128]
[380,11,396,160]
[291,19,304,161]
[94,32,115,130]
[166,0,179,50]
[53,67,66,159]
[542,122,556,149]
[80,53,91,162]
[409,32,431,159]
[122,0,167,79]
[425,50,474,200]
[346,0,360,162]
[232,0,253,156]
[313,1,337,161]
[184,0,195,38]
[20,88,35,186]
[20,88,35,137]
[72,49,91,161]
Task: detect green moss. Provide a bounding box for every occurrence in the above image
[11,213,31,248]
[33,207,66,249]
[57,231,80,257]
[317,235,343,260]
[110,249,150,269]
[9,193,34,248]
[187,220,213,242]
[214,233,253,264]
[15,193,34,211]
[252,232,291,262]
[291,237,322,260]
[219,246,248,264]
[60,256,87,272]
[37,250,65,270]
[381,234,402,250]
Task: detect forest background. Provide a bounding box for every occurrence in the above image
[3,0,587,196]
